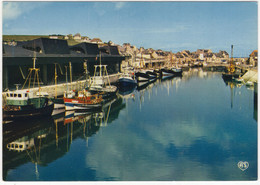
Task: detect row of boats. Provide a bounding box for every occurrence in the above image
[3,57,183,122]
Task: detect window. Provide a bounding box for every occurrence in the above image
[14,94,17,97]
[18,94,22,97]
[6,93,9,97]
[10,94,13,97]
[25,93,28,97]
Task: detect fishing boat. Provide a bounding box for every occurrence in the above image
[88,53,118,99]
[3,90,54,121]
[118,73,137,87]
[3,57,54,121]
[160,68,175,77]
[63,89,103,111]
[171,64,183,76]
[153,69,163,78]
[135,71,151,82]
[145,70,158,79]
[222,45,240,81]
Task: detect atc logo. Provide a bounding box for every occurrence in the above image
[237,161,249,171]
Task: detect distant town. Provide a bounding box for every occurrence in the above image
[3,33,258,70]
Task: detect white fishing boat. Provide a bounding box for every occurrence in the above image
[88,53,118,99]
[3,57,54,121]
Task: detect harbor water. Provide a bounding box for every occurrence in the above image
[3,68,257,181]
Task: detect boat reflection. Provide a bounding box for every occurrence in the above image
[3,96,125,181]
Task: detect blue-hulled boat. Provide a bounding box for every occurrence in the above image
[118,73,137,87]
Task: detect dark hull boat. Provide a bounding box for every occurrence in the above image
[222,45,240,82]
[135,72,151,82]
[222,72,240,81]
[146,70,158,79]
[161,68,175,77]
[3,57,54,121]
[171,68,183,76]
[154,69,162,78]
[3,101,54,121]
[118,74,137,87]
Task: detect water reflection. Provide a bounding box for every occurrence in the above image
[3,69,257,181]
[3,96,125,181]
[85,69,257,181]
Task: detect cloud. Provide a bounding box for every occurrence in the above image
[114,2,126,10]
[3,2,49,21]
[3,2,23,20]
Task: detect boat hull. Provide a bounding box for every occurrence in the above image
[161,69,175,76]
[118,77,137,87]
[63,97,102,111]
[135,72,151,82]
[171,68,183,76]
[222,73,240,81]
[3,102,54,121]
[146,71,158,79]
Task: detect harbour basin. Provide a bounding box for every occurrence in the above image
[3,68,257,181]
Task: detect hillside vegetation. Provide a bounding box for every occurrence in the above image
[3,35,81,46]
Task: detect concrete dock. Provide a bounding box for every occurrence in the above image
[241,69,258,83]
[2,73,121,103]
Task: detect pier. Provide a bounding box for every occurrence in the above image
[2,73,121,104]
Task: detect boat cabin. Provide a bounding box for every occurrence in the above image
[5,90,31,106]
[5,90,49,106]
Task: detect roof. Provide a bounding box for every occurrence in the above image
[70,43,99,55]
[250,50,258,57]
[3,38,122,60]
[22,38,70,54]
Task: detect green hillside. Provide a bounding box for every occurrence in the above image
[3,35,81,46]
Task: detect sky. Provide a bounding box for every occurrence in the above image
[2,1,258,57]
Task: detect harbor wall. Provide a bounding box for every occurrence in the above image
[241,70,258,82]
[2,73,121,103]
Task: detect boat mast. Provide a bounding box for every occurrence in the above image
[69,62,72,90]
[65,65,68,93]
[229,45,235,73]
[54,63,57,98]
[99,51,102,77]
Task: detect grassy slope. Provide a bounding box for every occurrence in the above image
[3,35,81,46]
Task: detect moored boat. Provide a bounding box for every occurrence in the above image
[145,70,158,79]
[171,67,183,76]
[161,68,175,77]
[63,90,103,111]
[3,57,54,121]
[88,57,118,99]
[135,71,151,82]
[222,45,240,81]
[3,90,54,121]
[118,73,137,87]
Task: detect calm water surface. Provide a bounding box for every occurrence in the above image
[3,69,257,181]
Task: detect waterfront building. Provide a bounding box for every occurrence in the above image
[73,33,82,40]
[249,50,258,67]
[90,38,103,44]
[3,37,125,90]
